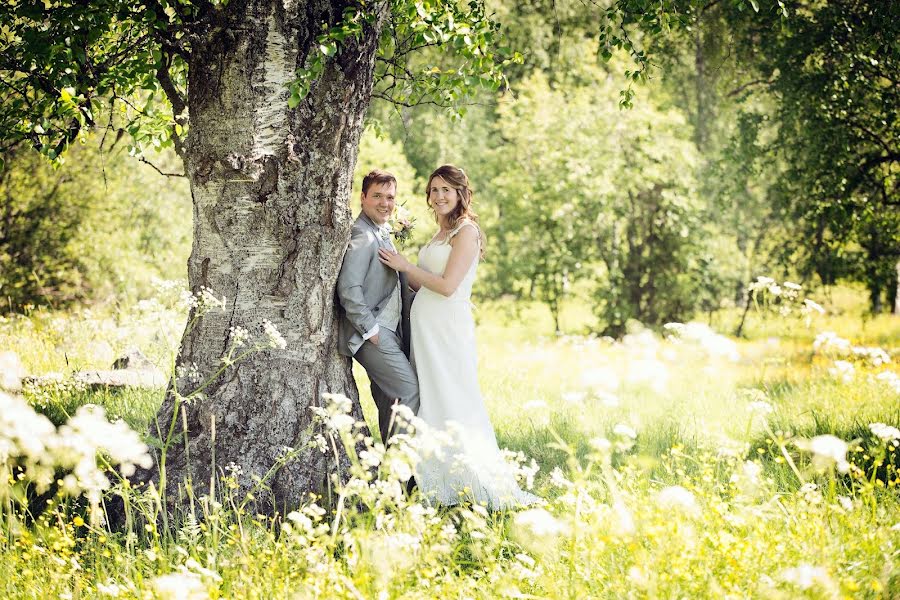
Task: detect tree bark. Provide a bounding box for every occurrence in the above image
[141,0,388,514]
[894,258,900,314]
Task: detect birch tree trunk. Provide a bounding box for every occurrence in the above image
[141,0,387,513]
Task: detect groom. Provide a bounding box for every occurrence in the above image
[337,169,419,443]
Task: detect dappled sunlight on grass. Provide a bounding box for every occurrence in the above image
[2,285,899,598]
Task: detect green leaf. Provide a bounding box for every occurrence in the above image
[288,94,302,109]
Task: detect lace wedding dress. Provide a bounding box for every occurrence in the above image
[410,221,540,509]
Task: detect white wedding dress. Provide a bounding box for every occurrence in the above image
[410,221,540,509]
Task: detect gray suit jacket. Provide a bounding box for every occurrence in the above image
[336,213,414,357]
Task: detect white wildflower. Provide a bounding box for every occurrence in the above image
[176,362,201,385]
[589,436,612,456]
[561,391,586,405]
[151,277,185,294]
[813,331,850,354]
[869,422,900,442]
[801,299,825,315]
[198,287,226,312]
[625,358,670,394]
[152,571,208,600]
[0,351,26,392]
[716,436,750,459]
[56,404,153,477]
[851,345,891,367]
[514,508,569,537]
[731,460,764,498]
[779,564,833,591]
[549,467,574,489]
[325,414,355,434]
[796,435,850,473]
[799,482,823,505]
[828,360,854,383]
[664,322,740,362]
[359,446,384,469]
[608,500,636,537]
[228,326,250,348]
[309,434,328,453]
[748,400,774,415]
[580,367,620,392]
[322,393,352,415]
[385,455,413,482]
[184,557,222,582]
[655,485,700,517]
[875,371,900,393]
[627,566,648,587]
[178,290,199,310]
[96,581,122,597]
[613,423,637,439]
[261,319,287,349]
[595,391,620,407]
[224,462,243,477]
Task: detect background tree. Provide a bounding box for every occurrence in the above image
[486,58,705,335]
[718,0,900,312]
[0,136,189,311]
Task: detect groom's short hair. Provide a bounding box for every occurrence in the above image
[361,169,397,195]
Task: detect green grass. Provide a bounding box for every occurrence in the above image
[2,286,900,598]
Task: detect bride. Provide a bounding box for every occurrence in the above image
[378,164,539,509]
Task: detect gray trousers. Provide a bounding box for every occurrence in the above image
[353,328,420,443]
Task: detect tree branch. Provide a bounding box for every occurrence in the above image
[726,78,775,98]
[139,156,185,177]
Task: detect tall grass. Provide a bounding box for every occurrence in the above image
[2,285,899,598]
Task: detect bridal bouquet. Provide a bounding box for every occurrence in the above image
[390,204,416,247]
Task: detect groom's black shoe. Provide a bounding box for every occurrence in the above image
[405,476,418,496]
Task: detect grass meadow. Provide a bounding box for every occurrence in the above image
[1,283,899,599]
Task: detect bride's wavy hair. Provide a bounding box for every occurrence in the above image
[426,164,485,257]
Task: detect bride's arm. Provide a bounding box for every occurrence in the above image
[406,271,423,292]
[379,226,479,297]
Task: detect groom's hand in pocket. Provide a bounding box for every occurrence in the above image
[369,333,380,346]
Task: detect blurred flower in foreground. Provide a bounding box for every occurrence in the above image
[580,366,619,393]
[152,571,209,600]
[96,580,123,597]
[869,422,900,442]
[796,435,850,473]
[514,507,569,537]
[663,322,740,362]
[655,485,700,518]
[0,351,26,392]
[874,371,900,394]
[779,564,835,592]
[561,391,586,405]
[827,360,854,383]
[813,331,850,354]
[1,351,153,523]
